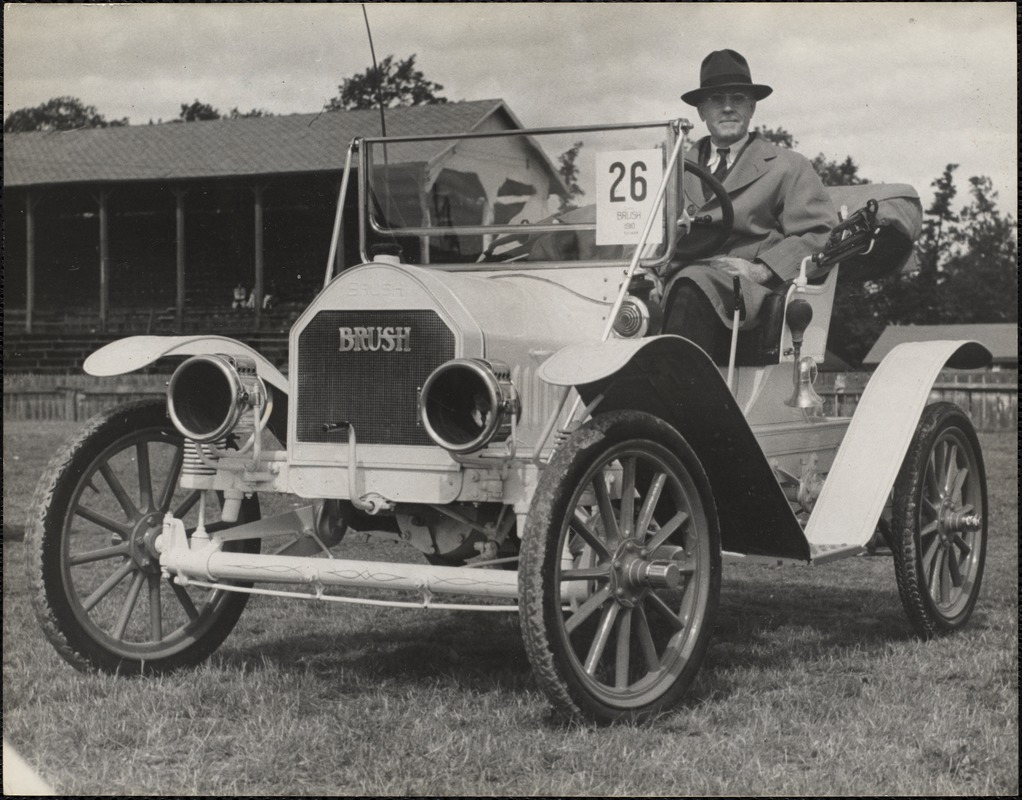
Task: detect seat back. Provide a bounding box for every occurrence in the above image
[734,265,840,366]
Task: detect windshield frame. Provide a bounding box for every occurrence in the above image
[356,120,683,270]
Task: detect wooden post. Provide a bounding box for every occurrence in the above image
[99,188,110,332]
[174,188,187,332]
[25,190,37,333]
[253,184,265,329]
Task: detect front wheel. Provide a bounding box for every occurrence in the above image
[27,400,259,674]
[520,411,721,724]
[891,403,987,638]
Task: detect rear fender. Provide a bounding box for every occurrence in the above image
[805,340,990,555]
[539,335,811,561]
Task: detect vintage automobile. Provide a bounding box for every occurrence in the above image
[27,119,990,724]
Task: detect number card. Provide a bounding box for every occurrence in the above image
[595,150,664,246]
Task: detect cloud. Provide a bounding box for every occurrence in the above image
[3,2,1016,211]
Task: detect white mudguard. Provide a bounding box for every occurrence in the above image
[83,335,288,393]
[805,340,990,557]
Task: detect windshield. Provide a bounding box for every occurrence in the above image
[359,121,680,269]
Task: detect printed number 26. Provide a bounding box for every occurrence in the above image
[609,160,647,202]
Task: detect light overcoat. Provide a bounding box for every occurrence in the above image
[673,134,837,328]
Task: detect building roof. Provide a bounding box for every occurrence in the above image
[863,323,1018,365]
[3,99,516,187]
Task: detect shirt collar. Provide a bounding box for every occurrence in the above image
[707,132,750,167]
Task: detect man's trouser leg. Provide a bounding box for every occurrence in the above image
[661,280,729,364]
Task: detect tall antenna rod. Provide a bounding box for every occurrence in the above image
[361,3,387,138]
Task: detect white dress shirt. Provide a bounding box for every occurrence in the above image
[706,132,750,173]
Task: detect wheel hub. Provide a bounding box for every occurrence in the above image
[129,511,166,571]
[938,498,981,537]
[610,539,681,607]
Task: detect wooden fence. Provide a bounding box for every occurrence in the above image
[3,386,166,422]
[817,371,1017,431]
[5,371,1017,431]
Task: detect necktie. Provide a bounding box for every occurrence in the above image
[712,147,730,183]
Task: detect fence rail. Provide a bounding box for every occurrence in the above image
[817,382,1017,431]
[5,374,1018,430]
[3,387,164,422]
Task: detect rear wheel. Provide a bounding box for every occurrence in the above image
[27,400,259,674]
[891,403,987,638]
[520,411,720,723]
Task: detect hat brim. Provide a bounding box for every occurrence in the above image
[681,83,773,106]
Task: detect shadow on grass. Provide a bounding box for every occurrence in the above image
[208,564,974,719]
[218,610,533,695]
[682,567,1000,707]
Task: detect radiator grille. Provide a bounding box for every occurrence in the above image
[296,310,455,445]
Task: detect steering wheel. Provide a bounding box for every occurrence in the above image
[673,161,735,261]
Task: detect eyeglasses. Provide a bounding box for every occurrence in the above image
[705,92,753,106]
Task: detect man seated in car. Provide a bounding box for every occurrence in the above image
[663,49,837,363]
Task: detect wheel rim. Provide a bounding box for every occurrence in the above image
[554,442,712,709]
[917,427,984,619]
[59,426,238,660]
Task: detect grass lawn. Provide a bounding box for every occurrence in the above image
[3,420,1017,795]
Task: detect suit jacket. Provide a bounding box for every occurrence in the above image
[673,134,838,329]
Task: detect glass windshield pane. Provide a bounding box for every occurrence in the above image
[361,123,677,268]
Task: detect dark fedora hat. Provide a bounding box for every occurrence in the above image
[681,49,773,105]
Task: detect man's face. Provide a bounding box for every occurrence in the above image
[697,92,757,147]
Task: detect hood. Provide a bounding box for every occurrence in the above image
[299,261,613,364]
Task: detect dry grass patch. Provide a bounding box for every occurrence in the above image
[3,421,1017,795]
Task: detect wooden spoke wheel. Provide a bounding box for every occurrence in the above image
[27,400,259,674]
[520,411,720,723]
[892,403,987,637]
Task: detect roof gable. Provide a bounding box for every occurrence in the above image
[3,99,512,187]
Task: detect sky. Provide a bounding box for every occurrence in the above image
[3,2,1017,213]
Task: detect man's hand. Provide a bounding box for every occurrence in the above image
[711,256,775,286]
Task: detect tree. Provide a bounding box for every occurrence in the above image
[228,107,271,119]
[754,126,868,187]
[557,141,585,211]
[751,130,1016,363]
[916,164,959,277]
[179,100,222,122]
[923,175,1017,324]
[176,100,271,122]
[4,96,128,133]
[811,155,868,188]
[753,125,796,149]
[325,54,447,111]
[831,165,1017,363]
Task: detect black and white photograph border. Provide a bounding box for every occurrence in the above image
[3,3,1017,796]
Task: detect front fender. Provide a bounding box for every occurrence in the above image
[83,335,288,394]
[805,340,990,555]
[539,335,812,562]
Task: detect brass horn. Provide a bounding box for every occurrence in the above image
[784,300,825,410]
[788,355,825,409]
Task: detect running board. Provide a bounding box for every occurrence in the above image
[723,543,865,567]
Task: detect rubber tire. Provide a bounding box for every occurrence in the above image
[27,399,259,675]
[519,410,721,724]
[891,402,987,638]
